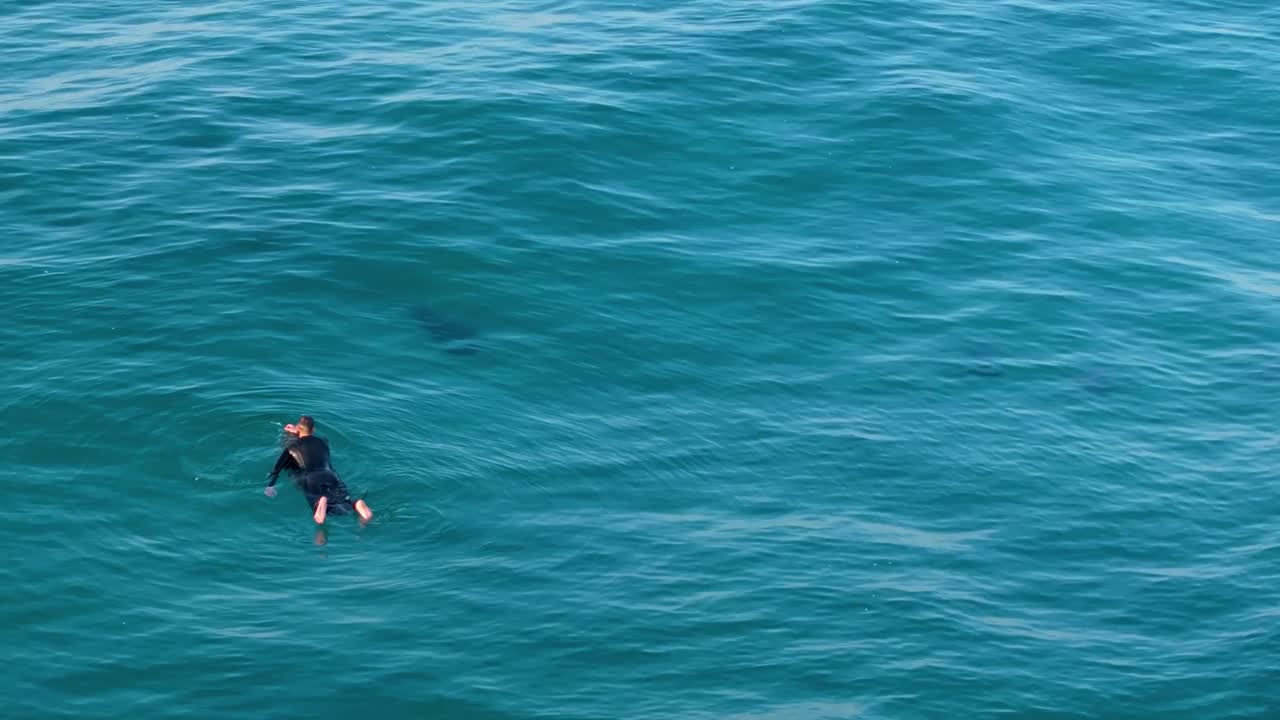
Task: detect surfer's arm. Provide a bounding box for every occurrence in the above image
[266,447,298,485]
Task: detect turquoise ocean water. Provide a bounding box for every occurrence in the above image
[3,1,1279,718]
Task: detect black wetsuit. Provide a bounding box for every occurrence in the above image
[267,434,356,514]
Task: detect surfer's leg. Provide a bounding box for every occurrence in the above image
[300,470,371,521]
[299,472,328,513]
[327,475,373,521]
[315,472,352,512]
[311,470,370,520]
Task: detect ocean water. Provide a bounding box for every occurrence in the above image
[2,1,1278,718]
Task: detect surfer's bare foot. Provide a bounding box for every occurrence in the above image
[313,496,328,524]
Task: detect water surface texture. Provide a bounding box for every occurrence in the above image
[3,1,1279,718]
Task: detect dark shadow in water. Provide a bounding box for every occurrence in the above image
[966,362,1004,378]
[411,304,479,355]
[952,336,1133,398]
[1077,369,1117,395]
[961,340,1005,378]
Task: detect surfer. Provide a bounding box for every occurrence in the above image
[265,415,373,524]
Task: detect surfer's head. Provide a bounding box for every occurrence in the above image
[296,415,315,436]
